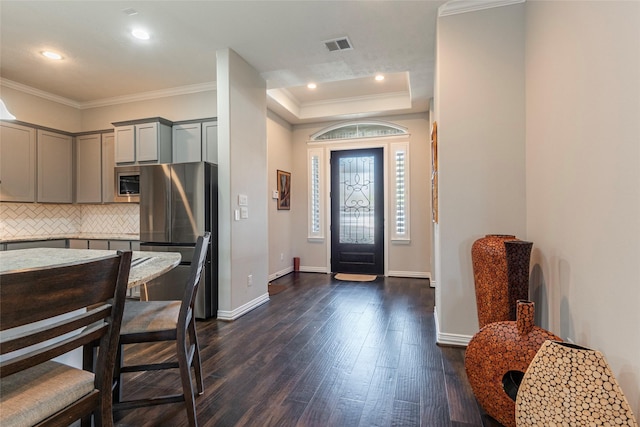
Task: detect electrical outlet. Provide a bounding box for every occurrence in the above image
[247,274,253,286]
[280,253,284,261]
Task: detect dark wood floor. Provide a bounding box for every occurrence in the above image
[114,273,503,427]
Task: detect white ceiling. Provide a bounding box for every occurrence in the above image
[0,1,448,124]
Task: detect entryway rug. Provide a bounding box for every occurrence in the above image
[268,283,287,296]
[334,273,377,282]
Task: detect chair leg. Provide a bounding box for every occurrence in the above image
[177,337,198,427]
[188,319,204,395]
[113,344,123,404]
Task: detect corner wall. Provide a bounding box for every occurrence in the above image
[434,3,526,343]
[216,48,269,319]
[525,0,640,414]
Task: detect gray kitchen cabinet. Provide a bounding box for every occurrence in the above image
[173,122,202,163]
[76,133,102,203]
[113,118,172,165]
[202,120,218,164]
[0,122,37,202]
[88,240,109,250]
[68,239,89,249]
[172,119,217,164]
[37,129,73,203]
[109,240,131,251]
[102,132,115,202]
[76,131,115,203]
[5,239,67,250]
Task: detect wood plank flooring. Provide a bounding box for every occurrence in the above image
[114,273,503,427]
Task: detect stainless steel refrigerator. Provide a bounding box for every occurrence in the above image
[139,162,218,319]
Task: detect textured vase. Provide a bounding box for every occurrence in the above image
[504,241,533,321]
[465,300,561,427]
[516,340,638,426]
[472,234,518,328]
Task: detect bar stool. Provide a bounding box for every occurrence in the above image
[113,232,210,427]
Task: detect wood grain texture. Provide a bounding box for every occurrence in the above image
[114,273,500,427]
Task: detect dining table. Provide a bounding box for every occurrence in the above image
[0,247,181,288]
[0,247,181,368]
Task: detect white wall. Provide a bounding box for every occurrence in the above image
[216,48,269,319]
[525,0,640,414]
[267,110,294,279]
[0,85,82,132]
[81,91,216,131]
[434,3,526,344]
[290,113,432,277]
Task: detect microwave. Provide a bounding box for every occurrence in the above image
[114,166,140,203]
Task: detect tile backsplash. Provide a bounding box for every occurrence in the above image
[0,203,139,239]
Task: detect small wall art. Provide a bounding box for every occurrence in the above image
[277,170,291,210]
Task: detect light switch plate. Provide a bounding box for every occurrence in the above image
[272,190,279,199]
[234,209,240,221]
[240,207,249,219]
[238,194,248,206]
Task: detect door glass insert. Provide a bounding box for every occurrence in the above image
[339,155,375,244]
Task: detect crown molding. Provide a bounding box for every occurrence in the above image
[439,0,525,17]
[81,82,216,109]
[0,78,81,109]
[0,78,216,110]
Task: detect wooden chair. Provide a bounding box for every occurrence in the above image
[113,232,210,427]
[0,251,132,427]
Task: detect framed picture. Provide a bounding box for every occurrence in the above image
[277,170,291,210]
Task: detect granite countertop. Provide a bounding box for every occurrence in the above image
[0,248,180,288]
[0,233,140,243]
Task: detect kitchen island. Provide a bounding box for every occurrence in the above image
[0,248,180,289]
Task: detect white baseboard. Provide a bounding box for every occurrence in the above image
[269,266,294,281]
[434,307,472,347]
[217,293,270,321]
[387,270,431,279]
[300,266,329,274]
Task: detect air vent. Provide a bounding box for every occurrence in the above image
[324,37,353,52]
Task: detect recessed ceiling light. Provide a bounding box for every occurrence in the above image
[307,83,317,89]
[42,51,62,60]
[132,29,150,40]
[375,74,385,81]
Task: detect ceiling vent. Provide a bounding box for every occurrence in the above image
[324,37,353,52]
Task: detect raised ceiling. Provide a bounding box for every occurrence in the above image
[0,1,448,124]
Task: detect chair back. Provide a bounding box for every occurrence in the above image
[0,251,131,423]
[178,232,211,327]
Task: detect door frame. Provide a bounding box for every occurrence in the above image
[326,142,389,276]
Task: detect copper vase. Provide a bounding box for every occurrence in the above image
[464,300,561,427]
[504,240,533,321]
[471,234,518,328]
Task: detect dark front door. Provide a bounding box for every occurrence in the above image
[331,148,384,275]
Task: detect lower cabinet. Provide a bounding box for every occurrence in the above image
[4,239,67,250]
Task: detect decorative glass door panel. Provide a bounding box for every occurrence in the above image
[331,148,384,274]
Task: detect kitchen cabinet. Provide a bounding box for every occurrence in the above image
[68,239,89,249]
[113,118,172,165]
[37,129,73,203]
[172,118,217,164]
[0,122,36,202]
[202,120,218,164]
[173,122,201,163]
[4,239,67,250]
[76,131,115,203]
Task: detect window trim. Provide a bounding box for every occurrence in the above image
[307,147,325,240]
[391,142,410,242]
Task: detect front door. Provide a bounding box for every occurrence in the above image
[331,148,384,275]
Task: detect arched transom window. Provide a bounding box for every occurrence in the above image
[310,121,408,141]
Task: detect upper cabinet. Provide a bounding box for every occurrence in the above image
[37,129,73,203]
[172,119,217,164]
[0,122,36,202]
[113,117,172,165]
[75,131,115,203]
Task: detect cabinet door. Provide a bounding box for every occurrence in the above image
[136,122,159,162]
[115,125,135,163]
[0,122,36,202]
[102,133,115,203]
[88,240,109,250]
[76,134,102,203]
[202,121,218,164]
[173,123,202,163]
[37,130,73,203]
[68,239,89,249]
[109,240,131,251]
